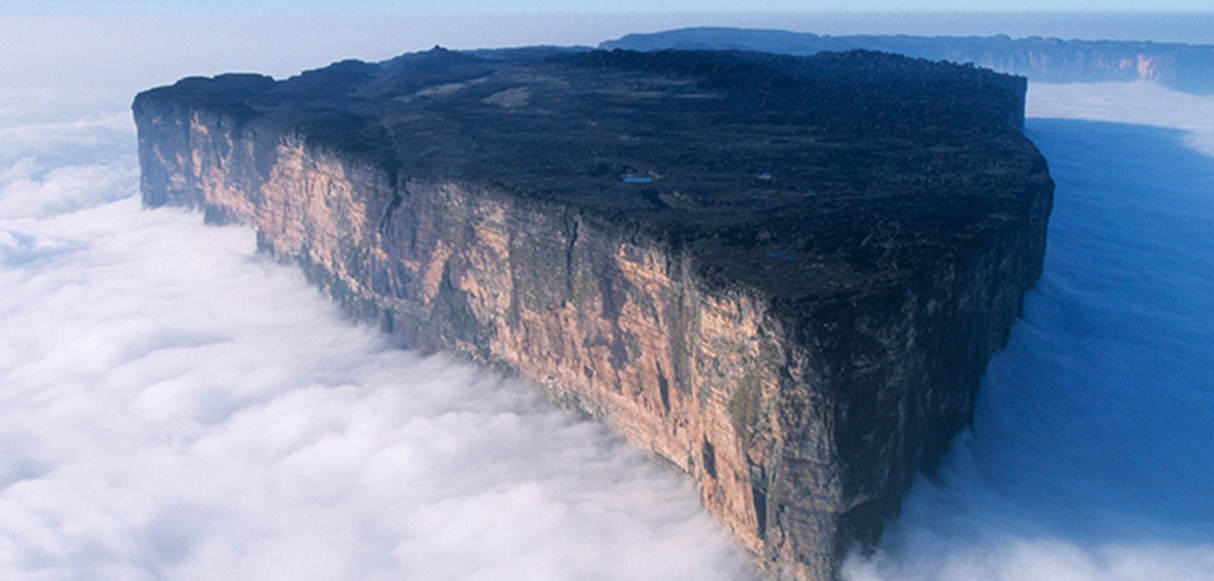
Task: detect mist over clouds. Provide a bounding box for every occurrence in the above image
[843,83,1214,580]
[4,10,1214,578]
[0,92,754,580]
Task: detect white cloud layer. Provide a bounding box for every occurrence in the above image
[844,83,1214,580]
[1029,81,1214,157]
[4,76,1213,581]
[0,90,754,580]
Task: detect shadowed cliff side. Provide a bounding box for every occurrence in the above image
[133,48,1052,580]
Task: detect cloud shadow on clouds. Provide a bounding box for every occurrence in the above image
[7,78,1213,581]
[976,120,1214,540]
[845,115,1214,580]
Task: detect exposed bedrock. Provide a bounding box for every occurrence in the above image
[133,48,1053,580]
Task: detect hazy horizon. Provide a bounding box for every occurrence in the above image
[2,7,1212,581]
[2,10,1213,92]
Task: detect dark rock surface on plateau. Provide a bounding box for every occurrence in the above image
[133,47,1053,580]
[604,27,1214,95]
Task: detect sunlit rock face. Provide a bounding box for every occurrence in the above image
[133,48,1052,580]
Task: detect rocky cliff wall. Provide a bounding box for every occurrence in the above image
[133,50,1052,580]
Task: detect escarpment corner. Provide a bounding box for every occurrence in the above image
[134,47,1053,580]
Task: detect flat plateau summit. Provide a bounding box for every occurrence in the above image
[135,47,1053,580]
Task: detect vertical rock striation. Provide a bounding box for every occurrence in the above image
[134,48,1053,580]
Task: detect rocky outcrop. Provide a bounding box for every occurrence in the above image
[133,48,1052,580]
[603,28,1214,95]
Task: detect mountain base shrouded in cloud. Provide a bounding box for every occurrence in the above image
[0,89,755,581]
[844,82,1214,581]
[132,50,1053,581]
[2,77,1212,580]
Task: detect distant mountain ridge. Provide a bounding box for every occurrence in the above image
[602,27,1214,94]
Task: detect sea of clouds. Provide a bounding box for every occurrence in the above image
[844,82,1214,580]
[0,88,755,581]
[2,75,1213,580]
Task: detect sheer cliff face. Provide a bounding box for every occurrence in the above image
[134,49,1052,580]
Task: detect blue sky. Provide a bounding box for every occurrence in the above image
[6,0,1214,15]
[2,1,1211,91]
[1,3,1212,581]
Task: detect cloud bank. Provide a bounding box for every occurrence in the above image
[843,83,1214,580]
[0,91,754,580]
[5,72,1212,581]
